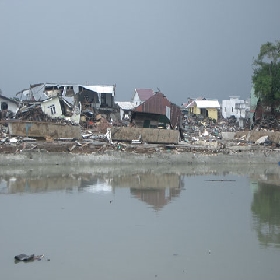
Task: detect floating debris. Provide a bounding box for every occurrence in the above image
[205,179,236,182]
[14,254,45,263]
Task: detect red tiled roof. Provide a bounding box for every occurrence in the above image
[135,89,154,101]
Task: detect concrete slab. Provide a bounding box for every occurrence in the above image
[7,121,82,139]
[111,127,179,144]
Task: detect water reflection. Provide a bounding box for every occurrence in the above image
[251,181,280,248]
[113,172,183,210]
[0,167,185,211]
[130,187,181,211]
[1,164,280,279]
[1,165,280,243]
[0,172,80,194]
[1,165,280,196]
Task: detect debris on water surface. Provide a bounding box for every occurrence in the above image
[14,254,45,263]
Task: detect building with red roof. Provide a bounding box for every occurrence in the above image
[132,89,154,107]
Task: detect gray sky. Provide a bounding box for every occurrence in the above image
[0,0,279,105]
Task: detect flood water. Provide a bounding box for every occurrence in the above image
[1,163,280,280]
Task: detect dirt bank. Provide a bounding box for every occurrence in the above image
[0,140,279,166]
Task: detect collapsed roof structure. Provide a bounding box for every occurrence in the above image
[16,83,116,124]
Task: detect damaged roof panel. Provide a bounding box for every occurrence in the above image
[17,83,115,101]
[115,101,136,110]
[83,85,115,96]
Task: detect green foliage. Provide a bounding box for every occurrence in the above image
[252,41,280,113]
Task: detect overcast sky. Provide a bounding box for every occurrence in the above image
[0,0,279,105]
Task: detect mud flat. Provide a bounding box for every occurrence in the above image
[0,145,279,167]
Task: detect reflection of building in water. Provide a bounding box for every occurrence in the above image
[131,187,181,211]
[1,174,82,194]
[0,170,183,212]
[249,171,280,188]
[111,172,184,211]
[80,178,113,194]
[0,172,114,194]
[249,170,280,196]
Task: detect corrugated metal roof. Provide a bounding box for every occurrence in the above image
[135,89,154,101]
[134,92,181,128]
[187,100,220,108]
[135,92,169,114]
[115,101,135,110]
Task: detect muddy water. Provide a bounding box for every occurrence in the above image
[1,164,280,280]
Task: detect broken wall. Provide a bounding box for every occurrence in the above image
[111,127,179,144]
[41,97,63,119]
[7,121,82,139]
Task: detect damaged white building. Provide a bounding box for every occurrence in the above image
[16,83,116,124]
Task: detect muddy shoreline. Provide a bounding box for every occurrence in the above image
[0,141,279,166]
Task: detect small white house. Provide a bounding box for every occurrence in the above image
[222,96,249,120]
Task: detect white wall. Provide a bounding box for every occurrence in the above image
[222,96,246,119]
[132,93,141,107]
[0,97,18,114]
[41,97,63,118]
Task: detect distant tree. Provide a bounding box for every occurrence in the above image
[0,88,2,95]
[252,41,280,115]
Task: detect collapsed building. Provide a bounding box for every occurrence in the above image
[0,83,117,140]
[3,83,280,149]
[16,83,117,124]
[1,84,184,144]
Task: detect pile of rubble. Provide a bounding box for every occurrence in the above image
[0,110,14,120]
[180,114,280,149]
[1,111,280,155]
[253,115,280,131]
[181,115,243,144]
[16,104,51,122]
[0,134,166,155]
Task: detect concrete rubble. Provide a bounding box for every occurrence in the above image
[1,111,280,166]
[180,114,280,149]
